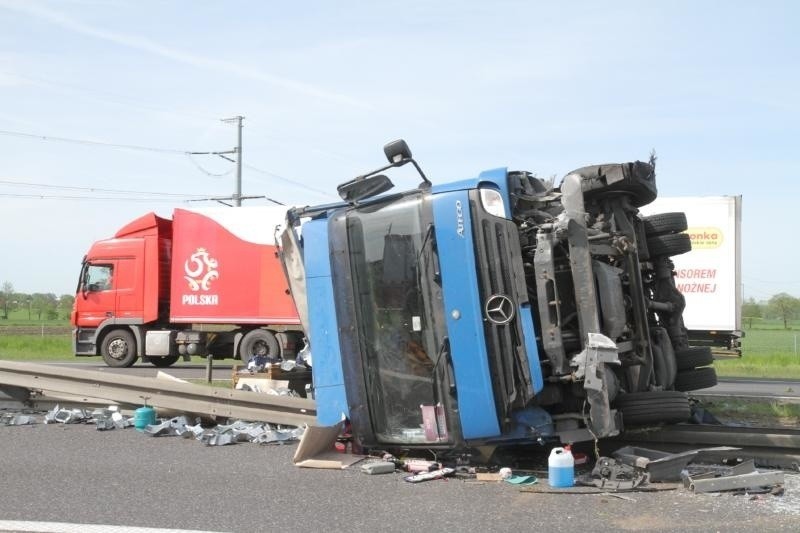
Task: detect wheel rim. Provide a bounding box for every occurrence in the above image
[108,338,129,360]
[251,341,269,356]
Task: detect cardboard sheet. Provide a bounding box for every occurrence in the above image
[292,421,364,469]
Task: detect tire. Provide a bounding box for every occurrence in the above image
[614,391,690,426]
[674,367,718,392]
[149,355,180,368]
[643,212,687,236]
[239,329,280,367]
[646,233,692,257]
[675,347,714,371]
[101,329,137,368]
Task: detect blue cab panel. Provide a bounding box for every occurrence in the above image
[303,217,349,425]
[431,190,501,439]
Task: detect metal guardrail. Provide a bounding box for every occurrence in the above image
[0,360,316,427]
[612,424,800,470]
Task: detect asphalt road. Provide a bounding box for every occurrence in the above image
[2,361,799,531]
[1,420,798,533]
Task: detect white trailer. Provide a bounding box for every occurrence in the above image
[642,196,743,354]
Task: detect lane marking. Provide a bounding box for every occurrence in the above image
[0,521,228,533]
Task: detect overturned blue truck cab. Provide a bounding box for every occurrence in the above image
[280,140,716,453]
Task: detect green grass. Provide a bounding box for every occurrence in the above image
[2,319,800,381]
[714,327,800,379]
[0,334,72,360]
[700,397,800,427]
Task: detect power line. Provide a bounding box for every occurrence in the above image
[0,178,215,198]
[244,163,335,199]
[1,127,336,200]
[184,154,235,178]
[0,192,196,203]
[0,129,188,154]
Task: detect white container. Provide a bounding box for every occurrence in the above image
[548,446,575,488]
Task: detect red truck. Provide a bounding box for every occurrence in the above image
[71,207,302,367]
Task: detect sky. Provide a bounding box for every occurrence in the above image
[0,0,798,301]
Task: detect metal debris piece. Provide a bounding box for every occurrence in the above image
[253,426,305,445]
[687,470,784,493]
[196,420,304,446]
[200,432,248,446]
[612,446,698,482]
[577,457,649,490]
[0,413,36,425]
[44,404,90,424]
[684,460,785,493]
[91,408,133,431]
[143,416,195,437]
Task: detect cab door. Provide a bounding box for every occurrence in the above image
[75,262,117,328]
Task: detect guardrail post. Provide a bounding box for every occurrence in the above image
[205,354,213,383]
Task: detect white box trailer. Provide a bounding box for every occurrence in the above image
[642,196,743,354]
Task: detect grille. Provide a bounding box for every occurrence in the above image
[470,195,534,427]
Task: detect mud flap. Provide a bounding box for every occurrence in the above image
[571,332,621,438]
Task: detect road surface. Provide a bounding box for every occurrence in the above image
[0,420,798,533]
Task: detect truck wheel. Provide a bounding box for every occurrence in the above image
[149,356,180,368]
[239,329,280,367]
[614,391,690,426]
[674,367,718,392]
[675,347,714,371]
[101,329,137,368]
[643,212,687,236]
[646,233,692,257]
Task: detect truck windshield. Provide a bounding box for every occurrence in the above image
[346,193,446,443]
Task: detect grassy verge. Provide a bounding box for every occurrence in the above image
[0,334,73,360]
[714,328,800,379]
[699,397,800,428]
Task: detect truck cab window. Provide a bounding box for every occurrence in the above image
[86,264,113,291]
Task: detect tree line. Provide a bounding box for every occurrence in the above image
[2,278,797,328]
[0,281,75,321]
[742,292,800,329]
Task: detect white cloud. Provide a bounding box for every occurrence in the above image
[0,0,371,110]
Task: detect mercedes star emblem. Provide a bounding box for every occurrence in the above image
[485,294,515,325]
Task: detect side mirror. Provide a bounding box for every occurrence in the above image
[337,174,395,204]
[384,139,412,164]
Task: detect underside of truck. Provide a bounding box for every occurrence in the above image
[509,160,718,435]
[294,140,719,456]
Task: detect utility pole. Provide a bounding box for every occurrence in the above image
[221,116,244,206]
[233,116,244,207]
[189,115,245,206]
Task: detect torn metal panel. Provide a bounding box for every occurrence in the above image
[0,360,316,427]
[687,470,785,493]
[571,333,620,437]
[612,446,698,482]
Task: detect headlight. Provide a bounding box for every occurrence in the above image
[479,188,507,218]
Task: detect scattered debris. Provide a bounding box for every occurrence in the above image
[505,475,538,485]
[577,457,650,490]
[91,408,133,430]
[612,446,698,482]
[404,467,455,483]
[293,422,363,469]
[361,461,396,475]
[685,459,785,493]
[44,404,91,424]
[0,413,35,425]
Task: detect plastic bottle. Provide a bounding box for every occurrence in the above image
[548,445,575,488]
